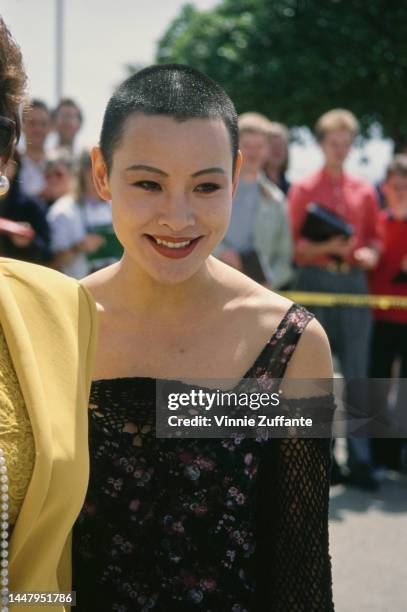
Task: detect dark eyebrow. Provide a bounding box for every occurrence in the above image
[191,167,226,177]
[125,164,168,176]
[124,164,226,178]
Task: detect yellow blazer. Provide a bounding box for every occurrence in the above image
[0,258,97,611]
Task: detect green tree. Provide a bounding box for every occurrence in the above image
[155,0,407,148]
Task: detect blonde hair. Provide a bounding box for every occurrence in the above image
[268,121,289,142]
[315,109,359,142]
[238,112,271,136]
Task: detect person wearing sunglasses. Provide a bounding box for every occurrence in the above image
[0,16,97,612]
[0,117,16,185]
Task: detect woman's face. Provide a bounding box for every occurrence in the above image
[93,114,240,285]
[383,173,407,210]
[44,162,72,201]
[239,131,269,173]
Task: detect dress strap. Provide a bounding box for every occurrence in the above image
[249,303,314,380]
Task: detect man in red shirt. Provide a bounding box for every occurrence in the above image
[369,155,407,472]
[288,109,383,489]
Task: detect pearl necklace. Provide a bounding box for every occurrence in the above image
[0,448,9,612]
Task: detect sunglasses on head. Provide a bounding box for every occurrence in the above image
[0,116,17,160]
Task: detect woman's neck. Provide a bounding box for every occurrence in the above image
[108,255,219,321]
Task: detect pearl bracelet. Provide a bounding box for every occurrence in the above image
[0,448,9,612]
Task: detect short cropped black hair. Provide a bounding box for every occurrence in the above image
[100,64,239,174]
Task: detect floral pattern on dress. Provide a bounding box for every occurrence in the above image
[72,304,334,611]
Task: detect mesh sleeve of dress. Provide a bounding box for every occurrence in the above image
[254,394,335,612]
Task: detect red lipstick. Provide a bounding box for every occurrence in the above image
[145,235,202,259]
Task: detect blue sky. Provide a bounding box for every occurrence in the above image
[2,0,392,181]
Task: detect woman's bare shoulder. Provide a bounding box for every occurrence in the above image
[232,273,333,381]
[233,280,294,333]
[215,260,293,325]
[219,278,296,363]
[284,316,333,379]
[240,280,332,379]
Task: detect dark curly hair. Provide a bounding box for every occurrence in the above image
[0,16,27,148]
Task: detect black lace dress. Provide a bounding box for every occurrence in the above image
[72,303,335,611]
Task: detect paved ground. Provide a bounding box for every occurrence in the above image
[329,471,407,611]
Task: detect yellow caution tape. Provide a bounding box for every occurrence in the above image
[279,291,407,309]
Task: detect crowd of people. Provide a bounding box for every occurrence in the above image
[216,108,407,490]
[1,95,406,491]
[1,10,405,607]
[0,97,123,276]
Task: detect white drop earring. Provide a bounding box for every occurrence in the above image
[0,174,9,197]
